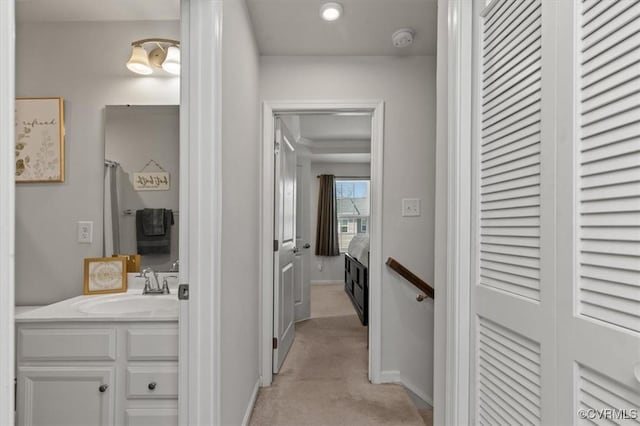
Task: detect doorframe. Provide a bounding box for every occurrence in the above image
[0,0,223,424]
[179,0,223,425]
[259,100,385,386]
[0,1,16,425]
[433,0,473,424]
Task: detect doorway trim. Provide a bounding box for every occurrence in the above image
[433,0,474,424]
[259,100,385,386]
[0,1,16,425]
[179,0,223,425]
[0,0,223,424]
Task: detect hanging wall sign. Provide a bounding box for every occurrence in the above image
[133,172,170,191]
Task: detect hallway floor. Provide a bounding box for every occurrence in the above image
[249,284,432,426]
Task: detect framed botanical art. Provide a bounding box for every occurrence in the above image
[83,257,128,295]
[15,97,65,182]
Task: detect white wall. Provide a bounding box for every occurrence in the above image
[15,21,179,305]
[220,1,261,424]
[260,56,436,401]
[309,162,371,283]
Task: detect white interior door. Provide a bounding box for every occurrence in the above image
[294,156,311,322]
[556,1,640,423]
[273,117,297,373]
[470,1,640,424]
[470,1,557,423]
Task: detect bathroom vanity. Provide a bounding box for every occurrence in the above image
[15,290,179,426]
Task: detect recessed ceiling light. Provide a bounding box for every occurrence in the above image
[320,2,343,21]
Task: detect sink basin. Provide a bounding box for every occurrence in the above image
[74,294,178,315]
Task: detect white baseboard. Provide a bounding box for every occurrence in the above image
[241,379,261,426]
[379,370,433,407]
[311,280,344,286]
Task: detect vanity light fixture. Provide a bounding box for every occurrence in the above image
[126,38,180,76]
[320,2,343,21]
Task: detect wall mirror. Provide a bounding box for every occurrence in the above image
[104,105,179,271]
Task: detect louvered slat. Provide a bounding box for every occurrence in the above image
[579,1,640,334]
[582,39,640,92]
[477,318,542,424]
[480,0,542,301]
[578,365,640,421]
[483,69,541,113]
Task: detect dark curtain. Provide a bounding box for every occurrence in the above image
[315,174,340,256]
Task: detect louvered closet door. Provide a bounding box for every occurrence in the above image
[556,1,640,424]
[470,0,557,424]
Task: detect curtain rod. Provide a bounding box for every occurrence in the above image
[317,175,370,179]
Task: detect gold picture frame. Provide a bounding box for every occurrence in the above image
[15,97,65,183]
[83,257,128,295]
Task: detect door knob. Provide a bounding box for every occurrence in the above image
[99,384,109,393]
[148,382,157,390]
[303,243,311,249]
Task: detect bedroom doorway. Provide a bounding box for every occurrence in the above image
[260,101,384,387]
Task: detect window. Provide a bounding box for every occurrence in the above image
[335,179,370,252]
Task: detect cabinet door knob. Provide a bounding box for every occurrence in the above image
[99,384,109,393]
[148,382,157,390]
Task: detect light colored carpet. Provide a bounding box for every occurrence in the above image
[249,285,427,426]
[310,284,355,318]
[418,409,433,426]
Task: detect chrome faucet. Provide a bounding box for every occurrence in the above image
[170,259,180,272]
[140,267,170,295]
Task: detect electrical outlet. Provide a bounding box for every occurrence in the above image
[402,198,421,217]
[78,221,93,243]
[317,262,323,271]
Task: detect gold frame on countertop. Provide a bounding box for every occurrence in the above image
[83,256,128,295]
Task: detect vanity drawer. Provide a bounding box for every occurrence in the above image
[127,328,178,361]
[127,365,178,399]
[18,328,116,362]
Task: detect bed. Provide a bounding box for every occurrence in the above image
[344,235,369,326]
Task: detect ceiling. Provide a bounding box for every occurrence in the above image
[16,0,179,22]
[288,114,371,163]
[16,0,437,56]
[246,0,437,56]
[299,114,371,141]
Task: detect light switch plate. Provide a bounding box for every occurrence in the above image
[78,221,93,243]
[402,198,421,217]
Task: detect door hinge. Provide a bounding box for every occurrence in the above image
[274,239,279,252]
[274,128,282,154]
[273,337,278,349]
[178,284,189,300]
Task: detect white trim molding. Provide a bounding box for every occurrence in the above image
[0,1,15,425]
[260,101,384,387]
[379,370,434,407]
[241,379,260,426]
[310,280,343,286]
[181,0,223,425]
[437,0,473,425]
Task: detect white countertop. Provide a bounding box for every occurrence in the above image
[15,288,179,323]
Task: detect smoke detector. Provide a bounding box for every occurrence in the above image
[392,28,415,48]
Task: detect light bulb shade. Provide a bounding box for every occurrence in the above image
[162,46,181,75]
[126,45,152,75]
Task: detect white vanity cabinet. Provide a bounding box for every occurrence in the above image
[16,322,178,426]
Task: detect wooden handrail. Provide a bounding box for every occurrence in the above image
[386,257,434,300]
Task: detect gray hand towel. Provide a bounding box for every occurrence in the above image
[141,208,166,236]
[136,209,174,255]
